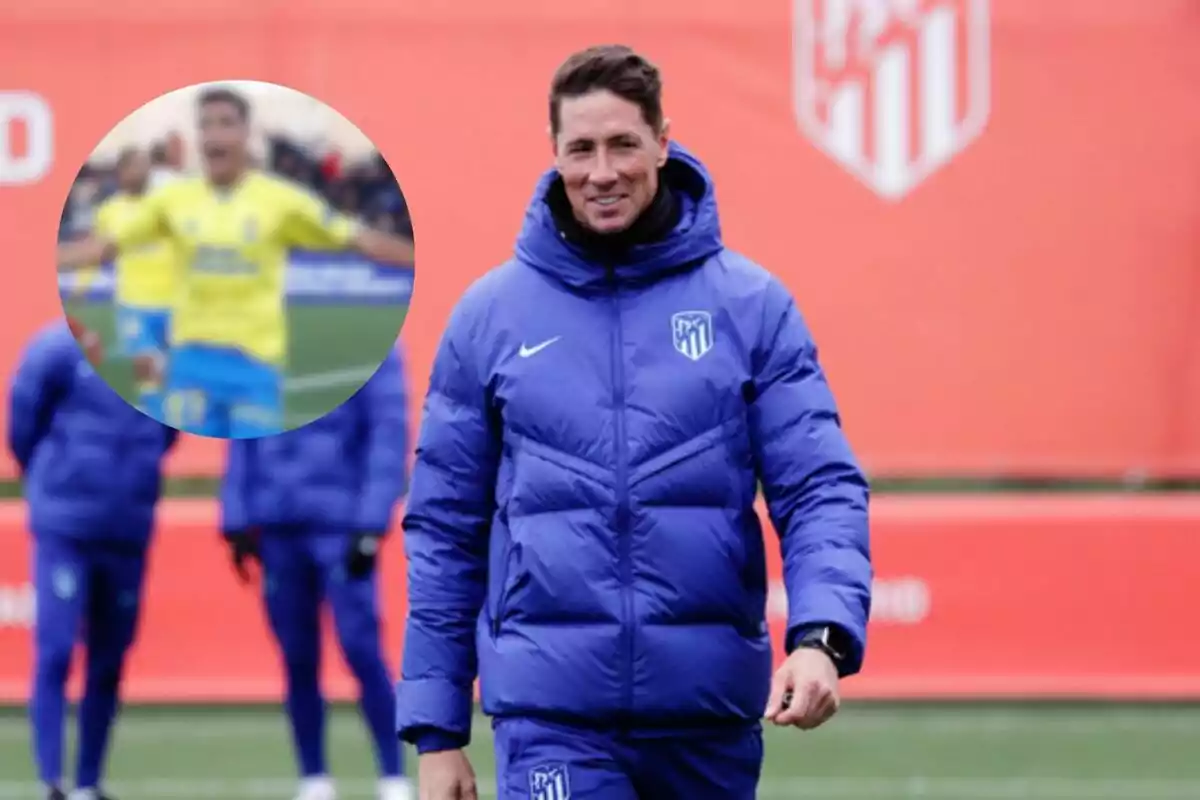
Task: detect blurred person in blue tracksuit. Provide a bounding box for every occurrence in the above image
[397,45,873,800]
[220,346,412,800]
[7,320,177,800]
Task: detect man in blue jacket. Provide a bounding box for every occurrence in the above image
[397,45,873,799]
[220,346,412,800]
[8,319,177,800]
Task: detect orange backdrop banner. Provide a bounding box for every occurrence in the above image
[1,495,1198,704]
[2,1,1200,479]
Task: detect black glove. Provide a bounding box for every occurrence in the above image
[225,529,260,584]
[345,531,383,579]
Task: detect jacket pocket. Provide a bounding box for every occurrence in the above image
[628,416,744,491]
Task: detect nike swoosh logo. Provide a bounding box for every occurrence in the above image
[519,336,562,358]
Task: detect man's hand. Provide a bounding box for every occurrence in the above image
[225,530,260,584]
[764,647,841,730]
[353,227,415,266]
[419,750,478,800]
[345,532,383,579]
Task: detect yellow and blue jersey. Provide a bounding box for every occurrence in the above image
[106,170,361,368]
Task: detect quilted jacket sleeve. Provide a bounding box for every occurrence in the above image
[220,438,255,535]
[395,298,500,752]
[355,345,410,532]
[749,278,872,676]
[7,328,68,474]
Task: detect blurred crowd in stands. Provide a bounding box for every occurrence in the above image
[60,130,412,242]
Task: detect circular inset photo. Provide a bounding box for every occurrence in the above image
[55,80,415,438]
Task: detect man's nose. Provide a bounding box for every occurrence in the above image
[589,152,619,187]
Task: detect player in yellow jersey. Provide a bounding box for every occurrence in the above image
[58,86,415,439]
[91,148,179,420]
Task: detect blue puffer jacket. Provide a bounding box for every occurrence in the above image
[7,321,177,544]
[396,144,871,749]
[220,346,409,533]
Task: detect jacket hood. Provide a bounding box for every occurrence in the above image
[514,142,723,292]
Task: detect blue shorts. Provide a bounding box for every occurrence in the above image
[115,305,171,358]
[163,343,284,438]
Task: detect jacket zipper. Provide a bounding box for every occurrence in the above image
[608,265,634,716]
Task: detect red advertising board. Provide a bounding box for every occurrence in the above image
[1,495,1196,703]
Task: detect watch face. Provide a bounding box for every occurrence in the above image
[804,627,830,645]
[803,627,843,661]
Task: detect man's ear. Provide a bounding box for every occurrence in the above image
[657,119,671,167]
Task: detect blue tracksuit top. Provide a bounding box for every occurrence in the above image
[7,321,177,544]
[220,346,409,533]
[396,143,872,749]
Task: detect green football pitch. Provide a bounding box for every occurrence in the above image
[1,703,1198,798]
[63,300,408,430]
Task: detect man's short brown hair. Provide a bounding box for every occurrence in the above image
[197,85,251,122]
[549,45,663,136]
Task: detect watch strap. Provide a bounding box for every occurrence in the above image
[795,625,845,663]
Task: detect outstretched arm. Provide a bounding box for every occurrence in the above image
[57,236,117,271]
[282,184,414,266]
[58,191,169,270]
[350,226,414,266]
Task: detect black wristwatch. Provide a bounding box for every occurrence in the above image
[795,625,846,665]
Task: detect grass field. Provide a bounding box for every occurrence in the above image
[1,703,1198,798]
[63,300,407,430]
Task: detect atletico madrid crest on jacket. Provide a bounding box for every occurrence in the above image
[672,310,714,361]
